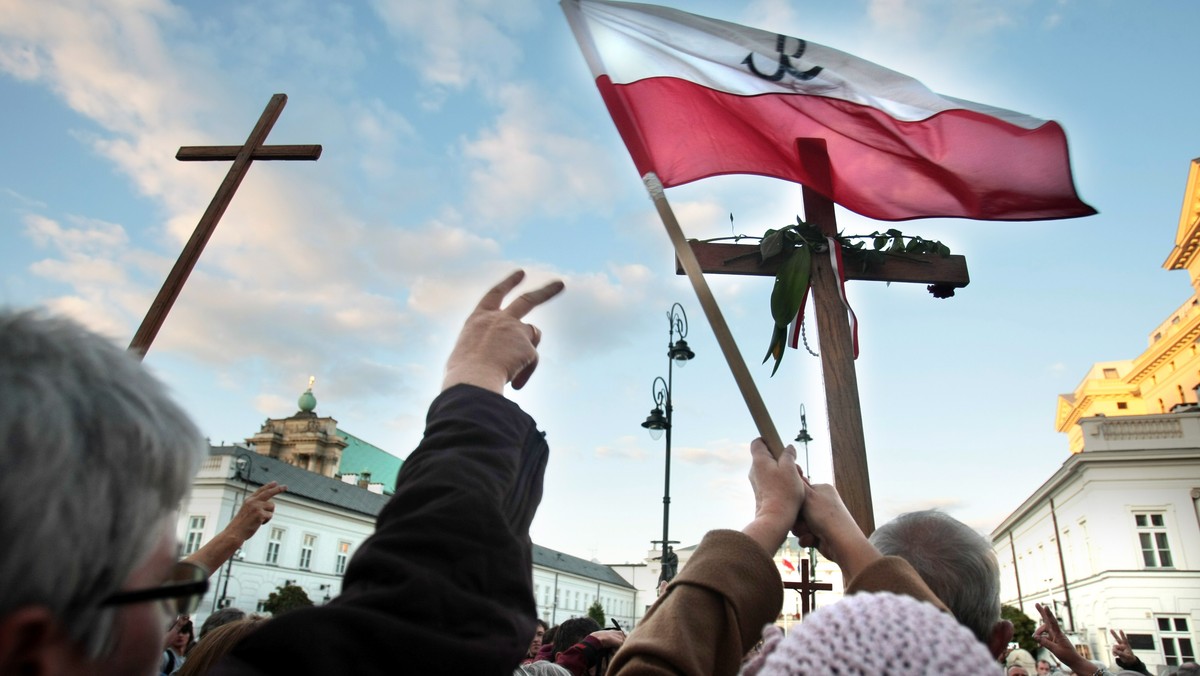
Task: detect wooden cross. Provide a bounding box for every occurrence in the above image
[782,558,833,616]
[677,146,969,535]
[127,93,321,358]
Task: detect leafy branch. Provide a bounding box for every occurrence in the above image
[718,217,953,375]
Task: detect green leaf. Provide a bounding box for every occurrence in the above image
[770,246,813,326]
[873,236,888,250]
[761,229,786,260]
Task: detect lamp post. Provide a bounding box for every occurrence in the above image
[794,406,817,574]
[214,451,253,612]
[641,303,695,580]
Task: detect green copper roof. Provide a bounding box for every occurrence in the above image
[336,429,403,494]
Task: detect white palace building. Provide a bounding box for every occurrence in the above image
[176,385,637,630]
[991,159,1200,672]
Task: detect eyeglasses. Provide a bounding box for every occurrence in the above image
[101,561,209,616]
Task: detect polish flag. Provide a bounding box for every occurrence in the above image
[561,0,1095,222]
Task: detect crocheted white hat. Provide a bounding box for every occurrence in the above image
[742,592,1001,675]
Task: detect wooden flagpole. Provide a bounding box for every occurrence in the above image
[642,173,786,459]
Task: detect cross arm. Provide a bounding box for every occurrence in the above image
[677,241,969,289]
[176,145,323,161]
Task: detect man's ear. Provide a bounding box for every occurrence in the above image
[988,619,1015,660]
[0,606,80,676]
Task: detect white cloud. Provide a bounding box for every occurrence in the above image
[460,82,620,226]
[368,0,537,99]
[595,435,648,461]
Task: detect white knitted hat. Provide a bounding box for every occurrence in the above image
[742,592,1002,675]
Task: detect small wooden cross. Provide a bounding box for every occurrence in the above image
[678,143,970,535]
[128,93,321,358]
[782,558,834,616]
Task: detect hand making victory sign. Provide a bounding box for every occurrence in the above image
[443,270,565,394]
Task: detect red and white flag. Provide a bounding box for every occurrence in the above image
[561,0,1095,222]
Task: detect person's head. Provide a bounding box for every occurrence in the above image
[528,618,548,658]
[869,510,1011,655]
[1008,667,1029,676]
[1037,659,1054,674]
[0,310,207,675]
[1176,663,1200,676]
[176,616,268,676]
[168,619,194,654]
[551,617,601,658]
[199,607,247,641]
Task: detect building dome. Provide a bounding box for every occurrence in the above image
[298,376,317,413]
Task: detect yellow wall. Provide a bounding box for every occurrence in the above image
[1056,159,1200,452]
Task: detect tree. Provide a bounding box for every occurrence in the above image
[587,599,606,628]
[1001,604,1039,656]
[262,582,313,616]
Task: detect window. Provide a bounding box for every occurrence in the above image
[299,534,316,570]
[184,515,206,555]
[1117,402,1128,410]
[266,527,284,565]
[335,540,350,575]
[1103,367,1119,379]
[1135,513,1173,567]
[1158,617,1195,666]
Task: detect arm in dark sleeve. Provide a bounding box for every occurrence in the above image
[214,385,549,676]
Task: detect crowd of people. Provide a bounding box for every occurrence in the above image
[0,270,1195,675]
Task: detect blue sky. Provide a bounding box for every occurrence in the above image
[2,0,1197,564]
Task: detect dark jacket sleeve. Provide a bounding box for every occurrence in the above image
[212,385,549,676]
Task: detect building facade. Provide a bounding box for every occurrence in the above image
[1057,159,1200,453]
[991,413,1200,671]
[178,387,639,631]
[998,158,1200,672]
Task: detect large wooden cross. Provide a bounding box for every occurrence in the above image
[675,169,969,535]
[128,93,321,358]
[782,558,833,616]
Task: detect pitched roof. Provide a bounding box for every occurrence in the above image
[210,446,389,518]
[336,428,403,494]
[210,447,633,588]
[533,544,636,589]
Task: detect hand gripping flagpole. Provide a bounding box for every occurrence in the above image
[642,173,786,460]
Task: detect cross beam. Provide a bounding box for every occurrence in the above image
[128,94,321,358]
[676,161,969,534]
[782,558,833,616]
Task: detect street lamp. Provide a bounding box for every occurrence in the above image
[214,451,253,612]
[640,303,695,580]
[794,405,817,574]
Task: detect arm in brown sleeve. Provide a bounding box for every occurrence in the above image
[608,530,783,676]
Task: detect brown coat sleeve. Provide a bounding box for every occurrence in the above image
[608,530,782,676]
[845,555,950,613]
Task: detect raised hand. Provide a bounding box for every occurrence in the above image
[1033,602,1091,674]
[1110,628,1137,667]
[792,480,880,583]
[443,270,565,394]
[227,481,287,541]
[742,439,805,556]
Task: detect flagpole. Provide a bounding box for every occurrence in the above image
[642,173,786,460]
